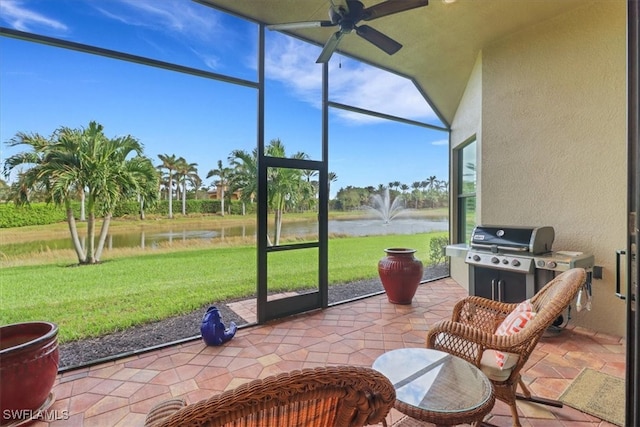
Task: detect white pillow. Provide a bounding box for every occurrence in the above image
[494,299,536,369]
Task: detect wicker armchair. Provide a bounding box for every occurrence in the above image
[144,365,396,427]
[426,268,587,427]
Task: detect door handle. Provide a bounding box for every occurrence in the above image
[616,249,626,300]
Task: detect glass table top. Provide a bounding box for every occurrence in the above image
[372,348,493,415]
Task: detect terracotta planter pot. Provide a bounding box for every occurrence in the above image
[0,321,59,426]
[378,248,424,304]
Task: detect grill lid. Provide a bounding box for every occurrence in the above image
[470,225,554,254]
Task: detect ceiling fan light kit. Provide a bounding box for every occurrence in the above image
[267,0,429,63]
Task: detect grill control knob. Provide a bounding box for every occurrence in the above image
[491,257,500,264]
[502,259,509,264]
[547,261,557,269]
[473,254,481,262]
[537,260,545,267]
[512,259,521,267]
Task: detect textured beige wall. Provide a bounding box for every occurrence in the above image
[448,53,483,290]
[450,1,627,337]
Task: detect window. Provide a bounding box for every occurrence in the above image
[457,140,476,244]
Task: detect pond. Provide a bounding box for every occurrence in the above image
[0,216,449,257]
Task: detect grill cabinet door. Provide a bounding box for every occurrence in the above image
[473,267,529,303]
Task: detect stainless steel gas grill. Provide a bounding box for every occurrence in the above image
[465,225,594,303]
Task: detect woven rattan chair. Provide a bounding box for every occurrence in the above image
[144,365,396,427]
[426,268,587,427]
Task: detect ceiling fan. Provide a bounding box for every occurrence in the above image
[267,0,429,63]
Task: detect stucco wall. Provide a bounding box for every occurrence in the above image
[450,1,627,337]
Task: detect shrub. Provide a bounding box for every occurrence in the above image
[0,203,68,228]
[428,235,449,265]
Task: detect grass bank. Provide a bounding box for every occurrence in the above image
[1,232,446,342]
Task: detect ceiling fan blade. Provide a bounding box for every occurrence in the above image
[267,20,335,31]
[362,0,429,21]
[316,31,344,63]
[356,25,402,55]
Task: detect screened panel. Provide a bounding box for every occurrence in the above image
[0,0,259,82]
[266,166,319,246]
[266,248,319,300]
[328,55,445,128]
[264,31,322,161]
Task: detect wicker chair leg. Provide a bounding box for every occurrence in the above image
[507,403,522,427]
[496,382,521,427]
[517,378,531,399]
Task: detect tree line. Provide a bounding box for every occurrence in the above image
[331,179,449,212]
[3,121,447,264]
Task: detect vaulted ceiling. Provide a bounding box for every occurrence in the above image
[197,0,588,125]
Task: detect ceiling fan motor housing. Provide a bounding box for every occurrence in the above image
[330,1,365,27]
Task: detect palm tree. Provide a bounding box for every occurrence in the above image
[77,186,86,221]
[191,175,203,199]
[228,148,258,216]
[266,141,307,244]
[426,175,437,190]
[229,139,308,245]
[4,121,157,264]
[133,157,160,221]
[302,169,317,183]
[301,168,319,211]
[207,160,232,216]
[157,153,180,219]
[411,181,422,208]
[328,171,338,200]
[175,157,198,216]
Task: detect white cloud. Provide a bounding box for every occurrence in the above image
[0,0,68,32]
[94,0,223,42]
[265,37,323,106]
[264,33,437,125]
[432,139,448,146]
[93,0,228,71]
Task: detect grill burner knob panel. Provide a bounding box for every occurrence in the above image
[465,251,535,273]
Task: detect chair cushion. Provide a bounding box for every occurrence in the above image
[494,299,536,369]
[480,350,517,381]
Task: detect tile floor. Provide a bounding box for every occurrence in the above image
[34,277,625,427]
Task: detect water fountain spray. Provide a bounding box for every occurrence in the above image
[369,188,405,224]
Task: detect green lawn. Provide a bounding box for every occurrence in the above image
[1,232,446,342]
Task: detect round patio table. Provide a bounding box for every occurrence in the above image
[372,348,495,426]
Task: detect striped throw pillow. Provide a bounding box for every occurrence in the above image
[494,299,536,369]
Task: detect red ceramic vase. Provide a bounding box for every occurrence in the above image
[378,248,424,304]
[0,321,59,426]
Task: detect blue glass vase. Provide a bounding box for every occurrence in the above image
[200,306,237,346]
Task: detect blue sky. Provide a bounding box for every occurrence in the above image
[0,0,449,197]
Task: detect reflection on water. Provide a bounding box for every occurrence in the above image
[1,217,448,256]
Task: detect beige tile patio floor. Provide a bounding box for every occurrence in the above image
[35,277,625,427]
